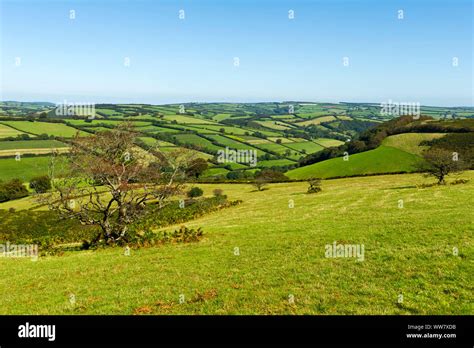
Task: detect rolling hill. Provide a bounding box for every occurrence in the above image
[286,145,423,179]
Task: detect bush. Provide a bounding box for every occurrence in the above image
[29,175,52,193]
[213,188,224,197]
[0,179,29,202]
[187,187,204,198]
[307,178,322,194]
[450,178,469,185]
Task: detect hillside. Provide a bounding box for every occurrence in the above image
[286,145,422,179]
[1,172,472,314]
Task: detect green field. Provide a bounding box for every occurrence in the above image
[314,138,345,148]
[0,123,26,138]
[255,120,292,130]
[163,115,216,124]
[0,155,52,182]
[257,159,296,167]
[0,121,89,137]
[285,141,324,154]
[382,133,447,156]
[66,119,152,127]
[0,140,67,150]
[286,146,423,179]
[0,172,472,314]
[202,167,229,177]
[137,137,176,147]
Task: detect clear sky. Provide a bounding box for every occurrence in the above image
[0,0,472,106]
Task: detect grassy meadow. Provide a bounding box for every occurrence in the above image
[0,172,472,314]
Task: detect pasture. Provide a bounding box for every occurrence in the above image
[0,172,471,314]
[0,121,89,137]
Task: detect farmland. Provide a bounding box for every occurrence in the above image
[0,156,52,182]
[0,172,472,314]
[0,101,472,316]
[0,121,89,137]
[0,123,26,138]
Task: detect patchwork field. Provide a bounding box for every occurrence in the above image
[0,172,472,314]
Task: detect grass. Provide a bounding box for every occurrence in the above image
[0,123,26,138]
[174,134,223,152]
[257,159,296,167]
[297,116,337,126]
[285,141,324,154]
[0,155,52,182]
[255,120,292,130]
[0,172,472,314]
[314,138,345,148]
[202,167,229,177]
[137,137,175,147]
[0,140,67,150]
[162,115,216,124]
[382,133,447,156]
[286,146,424,179]
[0,121,89,138]
[66,120,152,127]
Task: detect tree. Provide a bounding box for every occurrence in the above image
[252,176,267,191]
[46,122,194,245]
[419,148,466,185]
[256,169,289,182]
[29,175,51,193]
[185,158,208,178]
[187,187,203,198]
[307,177,322,193]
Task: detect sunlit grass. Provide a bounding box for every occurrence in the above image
[0,172,472,314]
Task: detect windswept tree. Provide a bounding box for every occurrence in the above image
[252,176,268,192]
[185,158,208,178]
[418,148,466,185]
[45,122,195,245]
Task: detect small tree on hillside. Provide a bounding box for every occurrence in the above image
[252,176,267,191]
[307,177,322,193]
[185,158,208,178]
[418,148,466,185]
[45,122,195,245]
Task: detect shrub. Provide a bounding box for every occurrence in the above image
[0,179,29,202]
[29,175,52,193]
[307,178,322,194]
[187,187,204,198]
[450,178,469,185]
[213,188,224,197]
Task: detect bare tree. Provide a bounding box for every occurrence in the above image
[45,123,194,245]
[418,148,466,185]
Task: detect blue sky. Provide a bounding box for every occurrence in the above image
[0,0,472,106]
